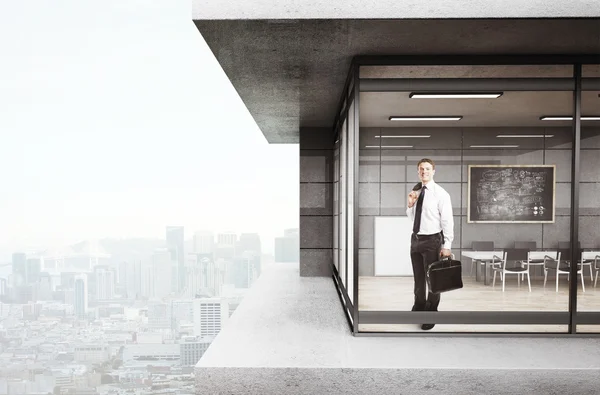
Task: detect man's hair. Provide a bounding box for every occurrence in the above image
[417,158,435,169]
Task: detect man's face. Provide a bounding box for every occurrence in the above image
[418,162,435,183]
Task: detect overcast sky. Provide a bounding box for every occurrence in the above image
[0,1,299,260]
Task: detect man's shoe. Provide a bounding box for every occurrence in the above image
[422,302,437,330]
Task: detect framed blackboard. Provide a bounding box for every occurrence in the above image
[468,165,555,223]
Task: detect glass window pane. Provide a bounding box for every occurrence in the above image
[348,100,355,305]
[577,65,600,331]
[358,79,574,333]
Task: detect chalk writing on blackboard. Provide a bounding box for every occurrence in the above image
[468,165,555,223]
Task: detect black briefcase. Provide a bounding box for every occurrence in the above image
[427,256,463,294]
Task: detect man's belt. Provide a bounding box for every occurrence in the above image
[412,232,442,240]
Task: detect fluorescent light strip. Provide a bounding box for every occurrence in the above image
[389,116,462,121]
[374,135,431,138]
[540,116,600,121]
[470,145,520,148]
[409,92,503,99]
[365,145,413,148]
[497,134,554,138]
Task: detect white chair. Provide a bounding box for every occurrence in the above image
[492,251,531,292]
[543,252,585,292]
[592,254,600,288]
[579,251,598,283]
[522,251,547,277]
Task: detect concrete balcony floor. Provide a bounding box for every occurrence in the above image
[195,262,600,394]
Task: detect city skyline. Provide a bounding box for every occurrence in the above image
[0,2,300,394]
[0,226,299,263]
[0,1,299,262]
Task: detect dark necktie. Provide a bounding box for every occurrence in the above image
[413,186,426,234]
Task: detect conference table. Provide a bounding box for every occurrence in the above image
[461,250,504,286]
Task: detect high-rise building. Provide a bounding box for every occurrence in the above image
[140,250,173,299]
[74,275,88,319]
[0,278,7,300]
[153,248,173,298]
[275,228,299,263]
[215,232,237,261]
[217,232,237,247]
[186,255,215,297]
[212,259,227,296]
[180,336,213,366]
[193,231,215,255]
[11,252,27,286]
[237,233,261,254]
[95,267,115,300]
[166,226,185,292]
[231,252,259,289]
[236,233,262,281]
[13,284,35,304]
[26,257,42,284]
[125,260,143,299]
[193,298,229,337]
[38,272,53,301]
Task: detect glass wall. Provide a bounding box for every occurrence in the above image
[355,63,580,333]
[332,68,357,329]
[577,64,600,333]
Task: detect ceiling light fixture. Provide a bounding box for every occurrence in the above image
[409,92,503,99]
[389,116,462,121]
[497,134,554,138]
[365,145,413,148]
[470,145,520,148]
[540,116,600,121]
[374,135,431,138]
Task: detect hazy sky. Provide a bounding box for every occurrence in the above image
[0,1,299,260]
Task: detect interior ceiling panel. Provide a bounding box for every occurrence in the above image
[193,18,600,143]
[359,91,600,128]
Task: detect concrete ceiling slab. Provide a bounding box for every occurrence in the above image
[193,19,600,143]
[192,0,600,19]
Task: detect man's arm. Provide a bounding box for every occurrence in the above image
[406,191,417,220]
[439,191,454,250]
[406,204,415,221]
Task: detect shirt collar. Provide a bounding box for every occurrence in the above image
[422,179,436,190]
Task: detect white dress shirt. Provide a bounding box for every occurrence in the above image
[406,179,454,250]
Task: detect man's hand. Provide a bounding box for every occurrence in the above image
[407,191,418,208]
[440,248,452,257]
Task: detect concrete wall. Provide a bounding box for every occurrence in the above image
[192,0,600,19]
[299,127,334,277]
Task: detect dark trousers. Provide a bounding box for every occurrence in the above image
[410,232,442,311]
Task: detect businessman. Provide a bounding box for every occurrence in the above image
[406,158,454,330]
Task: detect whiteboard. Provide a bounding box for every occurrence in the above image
[374,216,413,276]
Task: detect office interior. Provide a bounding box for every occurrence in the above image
[332,60,600,335]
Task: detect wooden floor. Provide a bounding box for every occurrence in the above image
[358,274,600,333]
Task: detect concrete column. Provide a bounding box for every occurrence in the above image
[299,127,334,276]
